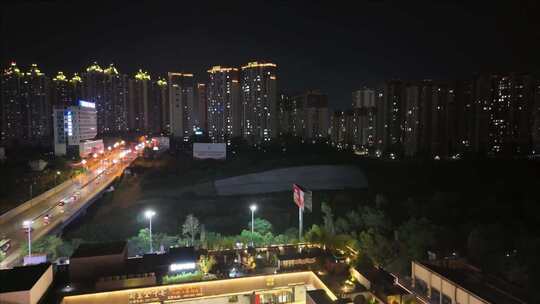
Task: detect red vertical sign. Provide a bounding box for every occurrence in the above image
[293,184,304,209]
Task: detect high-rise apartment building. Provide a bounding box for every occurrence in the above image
[240,61,277,143]
[330,110,354,149]
[51,72,72,108]
[351,88,376,151]
[128,70,151,133]
[1,63,51,146]
[103,64,129,133]
[82,62,106,134]
[278,93,297,136]
[1,62,26,145]
[196,83,207,132]
[153,78,168,135]
[207,66,240,143]
[375,80,406,153]
[291,90,329,143]
[168,72,195,140]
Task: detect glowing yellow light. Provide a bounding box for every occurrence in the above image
[86,62,104,73]
[156,78,167,86]
[53,71,67,81]
[232,79,239,83]
[104,64,119,75]
[135,69,151,80]
[71,73,82,83]
[241,62,277,70]
[168,72,193,77]
[270,76,276,80]
[207,66,238,73]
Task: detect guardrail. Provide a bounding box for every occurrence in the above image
[0,178,75,225]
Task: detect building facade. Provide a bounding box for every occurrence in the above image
[128,70,151,133]
[1,63,51,146]
[168,72,195,140]
[207,66,240,143]
[240,62,278,143]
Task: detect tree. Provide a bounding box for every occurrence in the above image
[182,214,200,246]
[360,206,390,233]
[358,228,395,267]
[127,228,151,256]
[248,218,273,235]
[335,217,351,234]
[397,218,437,261]
[321,202,335,236]
[200,224,207,248]
[21,235,64,260]
[198,255,216,275]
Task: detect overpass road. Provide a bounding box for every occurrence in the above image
[0,146,139,269]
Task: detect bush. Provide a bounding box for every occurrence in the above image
[162,271,203,284]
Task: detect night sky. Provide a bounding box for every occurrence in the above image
[2,1,539,109]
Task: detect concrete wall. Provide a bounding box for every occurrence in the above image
[214,165,368,196]
[29,265,53,304]
[0,290,30,304]
[0,265,53,304]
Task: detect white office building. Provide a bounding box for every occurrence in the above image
[53,100,103,157]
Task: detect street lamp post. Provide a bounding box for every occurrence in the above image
[55,171,61,186]
[144,210,156,253]
[23,220,33,257]
[250,204,257,247]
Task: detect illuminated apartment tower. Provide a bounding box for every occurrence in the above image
[240,61,277,143]
[196,83,208,131]
[0,64,50,146]
[82,62,106,134]
[375,80,406,153]
[51,72,72,107]
[128,70,151,133]
[103,64,129,133]
[153,78,169,135]
[292,90,329,143]
[168,72,194,140]
[207,66,240,143]
[351,88,376,151]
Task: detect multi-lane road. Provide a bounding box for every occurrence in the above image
[0,146,139,268]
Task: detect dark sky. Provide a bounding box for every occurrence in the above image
[2,1,539,109]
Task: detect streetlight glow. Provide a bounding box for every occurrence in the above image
[145,210,156,219]
[23,220,33,257]
[249,204,257,247]
[56,171,61,175]
[144,210,156,253]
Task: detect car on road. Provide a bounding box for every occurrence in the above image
[0,238,11,253]
[43,214,52,225]
[58,200,66,207]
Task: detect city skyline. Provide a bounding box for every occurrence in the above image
[3,1,539,109]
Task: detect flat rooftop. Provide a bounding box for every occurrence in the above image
[0,263,51,293]
[417,261,527,304]
[61,271,337,304]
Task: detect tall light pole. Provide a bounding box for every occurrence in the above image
[144,210,156,253]
[250,204,257,247]
[23,220,33,257]
[55,171,61,186]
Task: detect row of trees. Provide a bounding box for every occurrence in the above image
[127,214,300,256]
[304,202,439,274]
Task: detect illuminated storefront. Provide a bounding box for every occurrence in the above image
[61,271,336,304]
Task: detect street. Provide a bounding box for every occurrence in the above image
[0,146,138,268]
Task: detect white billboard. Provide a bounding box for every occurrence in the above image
[193,143,226,160]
